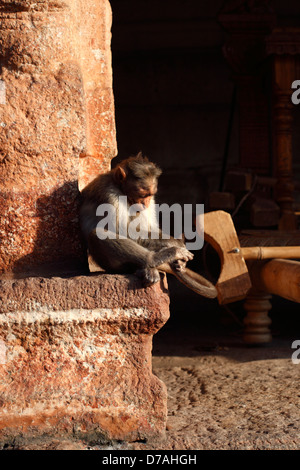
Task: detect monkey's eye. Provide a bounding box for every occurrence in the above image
[139,191,152,199]
[140,186,157,197]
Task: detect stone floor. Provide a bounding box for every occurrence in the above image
[147,326,300,450]
[136,293,300,451]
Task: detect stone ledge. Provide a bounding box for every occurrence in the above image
[0,273,170,445]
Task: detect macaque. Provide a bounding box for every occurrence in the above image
[80,153,217,298]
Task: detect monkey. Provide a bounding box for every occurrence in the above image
[79,153,217,298]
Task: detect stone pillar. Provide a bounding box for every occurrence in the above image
[74,0,118,190]
[0,0,117,274]
[0,1,170,447]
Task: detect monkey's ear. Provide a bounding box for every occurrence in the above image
[114,165,127,184]
[136,151,149,162]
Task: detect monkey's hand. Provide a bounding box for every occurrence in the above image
[152,246,193,268]
[174,246,194,263]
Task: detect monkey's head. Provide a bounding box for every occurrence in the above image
[113,153,162,210]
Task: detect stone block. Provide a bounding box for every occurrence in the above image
[0,273,170,445]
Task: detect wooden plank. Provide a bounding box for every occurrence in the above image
[204,211,252,304]
[242,246,300,260]
[256,259,300,303]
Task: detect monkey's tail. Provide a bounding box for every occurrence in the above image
[158,264,218,299]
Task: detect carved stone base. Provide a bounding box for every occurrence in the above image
[0,273,170,446]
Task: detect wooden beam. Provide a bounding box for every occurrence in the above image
[253,259,300,303]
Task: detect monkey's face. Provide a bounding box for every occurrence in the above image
[124,177,158,211]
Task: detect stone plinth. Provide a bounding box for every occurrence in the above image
[0,273,170,445]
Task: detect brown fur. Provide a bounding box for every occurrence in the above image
[79,153,217,297]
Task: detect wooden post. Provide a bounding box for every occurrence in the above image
[243,258,300,344]
[243,288,272,344]
[273,62,296,230]
[266,28,300,230]
[218,3,276,175]
[240,230,300,344]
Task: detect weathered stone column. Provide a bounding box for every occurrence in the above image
[0,0,117,274]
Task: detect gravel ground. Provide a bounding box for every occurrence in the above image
[122,312,300,451]
[149,337,300,450]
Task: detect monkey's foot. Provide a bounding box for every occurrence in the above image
[136,267,161,287]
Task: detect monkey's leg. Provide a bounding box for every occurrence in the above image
[88,229,165,285]
[88,230,193,286]
[88,229,155,271]
[140,232,185,251]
